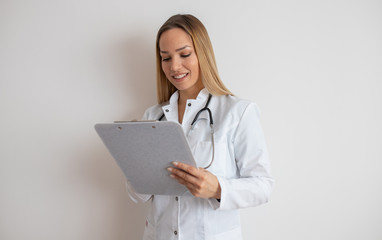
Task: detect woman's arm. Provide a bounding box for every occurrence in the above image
[125,180,153,203]
[217,103,273,210]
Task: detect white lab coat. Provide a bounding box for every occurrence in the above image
[126,88,273,240]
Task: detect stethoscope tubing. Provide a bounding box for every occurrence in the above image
[158,94,215,169]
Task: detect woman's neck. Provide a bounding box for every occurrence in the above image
[178,82,204,105]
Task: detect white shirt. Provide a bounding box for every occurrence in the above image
[126,88,273,240]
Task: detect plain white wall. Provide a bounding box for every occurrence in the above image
[1,0,381,239]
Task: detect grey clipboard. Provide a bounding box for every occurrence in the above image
[94,121,196,195]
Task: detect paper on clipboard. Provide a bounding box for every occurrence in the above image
[95,121,196,195]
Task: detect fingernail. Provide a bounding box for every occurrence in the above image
[172,162,178,166]
[169,174,175,178]
[167,167,173,172]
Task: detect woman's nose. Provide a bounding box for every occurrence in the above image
[170,57,182,71]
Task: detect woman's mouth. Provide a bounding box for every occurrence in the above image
[172,73,188,82]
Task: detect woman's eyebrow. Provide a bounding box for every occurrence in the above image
[160,45,191,54]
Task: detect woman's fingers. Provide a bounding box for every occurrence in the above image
[172,162,201,177]
[167,162,221,199]
[168,166,199,185]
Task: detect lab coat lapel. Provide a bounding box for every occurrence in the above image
[161,91,179,123]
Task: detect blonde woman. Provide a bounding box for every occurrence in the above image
[126,14,273,239]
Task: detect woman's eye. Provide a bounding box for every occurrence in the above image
[181,53,191,58]
[162,57,171,62]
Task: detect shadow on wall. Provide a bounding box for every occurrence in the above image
[116,31,157,120]
[113,31,157,238]
[83,32,157,239]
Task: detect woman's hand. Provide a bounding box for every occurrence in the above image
[167,162,221,199]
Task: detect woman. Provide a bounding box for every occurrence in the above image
[126,14,273,239]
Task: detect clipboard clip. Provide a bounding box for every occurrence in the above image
[113,120,158,123]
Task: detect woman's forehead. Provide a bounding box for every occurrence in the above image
[159,28,193,52]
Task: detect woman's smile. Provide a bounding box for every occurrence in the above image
[172,73,189,81]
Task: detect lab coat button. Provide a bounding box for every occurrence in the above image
[188,103,192,107]
[174,230,178,235]
[165,109,169,112]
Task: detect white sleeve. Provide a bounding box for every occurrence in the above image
[125,180,152,203]
[217,103,274,210]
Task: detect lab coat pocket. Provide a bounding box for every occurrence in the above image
[194,141,227,176]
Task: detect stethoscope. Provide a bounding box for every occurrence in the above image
[158,94,215,169]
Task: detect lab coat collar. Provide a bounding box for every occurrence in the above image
[162,88,210,123]
[168,88,210,105]
[195,88,210,101]
[168,91,179,105]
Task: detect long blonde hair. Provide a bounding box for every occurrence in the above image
[156,14,232,104]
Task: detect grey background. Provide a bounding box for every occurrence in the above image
[1,0,381,239]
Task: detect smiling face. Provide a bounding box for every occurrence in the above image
[159,28,203,96]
